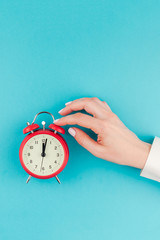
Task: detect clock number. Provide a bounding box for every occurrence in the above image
[54,160,57,164]
[42,167,45,170]
[57,153,59,157]
[27,153,30,156]
[30,146,33,149]
[49,165,52,169]
[35,141,38,144]
[54,146,57,150]
[30,160,33,163]
[35,165,38,168]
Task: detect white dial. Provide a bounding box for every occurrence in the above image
[22,134,65,176]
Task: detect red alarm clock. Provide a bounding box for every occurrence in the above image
[19,111,69,184]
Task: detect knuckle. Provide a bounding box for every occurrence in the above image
[59,117,64,122]
[74,113,83,123]
[75,112,83,118]
[67,105,72,111]
[81,98,92,106]
[64,116,70,124]
[76,131,87,146]
[77,136,86,146]
[82,97,90,102]
[87,98,93,103]
[82,98,93,108]
[91,97,99,102]
[103,101,108,105]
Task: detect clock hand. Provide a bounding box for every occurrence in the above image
[40,139,47,171]
[43,139,47,155]
[40,156,44,172]
[41,142,45,157]
[41,139,47,157]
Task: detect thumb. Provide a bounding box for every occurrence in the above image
[68,127,101,157]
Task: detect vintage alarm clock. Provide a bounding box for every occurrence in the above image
[19,111,69,184]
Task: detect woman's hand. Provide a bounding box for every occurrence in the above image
[54,97,151,169]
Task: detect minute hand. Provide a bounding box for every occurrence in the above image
[42,139,47,156]
[40,139,47,171]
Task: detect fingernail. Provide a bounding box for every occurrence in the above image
[58,108,64,113]
[65,101,72,106]
[54,119,60,123]
[68,128,76,137]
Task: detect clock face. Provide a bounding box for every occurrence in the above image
[22,133,65,177]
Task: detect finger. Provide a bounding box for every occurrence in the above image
[94,98,111,111]
[102,101,111,111]
[58,97,108,119]
[54,113,99,133]
[68,127,102,157]
[89,97,111,112]
[91,97,108,109]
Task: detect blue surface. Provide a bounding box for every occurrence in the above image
[1,0,160,239]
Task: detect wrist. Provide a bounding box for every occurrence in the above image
[130,140,151,169]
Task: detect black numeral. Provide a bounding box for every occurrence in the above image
[35,141,38,144]
[54,146,57,150]
[30,146,33,149]
[30,160,33,163]
[27,153,30,156]
[57,153,59,157]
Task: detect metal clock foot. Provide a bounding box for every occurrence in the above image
[55,176,61,184]
[26,175,32,183]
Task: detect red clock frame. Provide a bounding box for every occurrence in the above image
[19,130,69,179]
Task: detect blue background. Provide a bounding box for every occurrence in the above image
[0,0,160,239]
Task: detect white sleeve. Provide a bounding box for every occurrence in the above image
[140,137,160,182]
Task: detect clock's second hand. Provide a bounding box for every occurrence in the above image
[40,157,44,172]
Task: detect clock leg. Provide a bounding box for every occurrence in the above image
[26,175,32,184]
[55,176,61,184]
